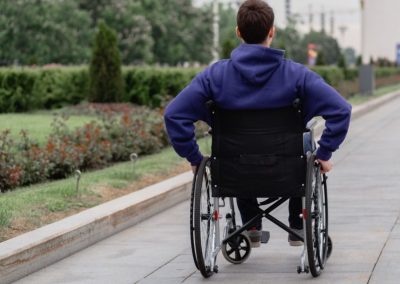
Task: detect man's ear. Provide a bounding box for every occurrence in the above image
[236,26,242,39]
[268,26,276,39]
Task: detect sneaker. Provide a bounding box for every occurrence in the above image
[288,228,304,247]
[246,228,262,248]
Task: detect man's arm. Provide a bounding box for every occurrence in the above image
[164,69,211,166]
[302,70,352,163]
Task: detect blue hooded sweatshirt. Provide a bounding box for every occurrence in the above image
[164,44,352,166]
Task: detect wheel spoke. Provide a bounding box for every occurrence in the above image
[235,249,241,261]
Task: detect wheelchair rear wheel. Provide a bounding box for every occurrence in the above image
[305,157,329,277]
[190,158,219,278]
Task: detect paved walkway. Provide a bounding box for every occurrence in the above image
[16,97,400,284]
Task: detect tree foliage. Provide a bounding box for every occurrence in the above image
[0,0,345,66]
[100,1,154,64]
[273,28,343,66]
[302,31,341,65]
[273,26,306,62]
[222,38,237,59]
[89,22,124,102]
[219,4,240,59]
[0,0,91,65]
[0,0,214,65]
[140,0,213,65]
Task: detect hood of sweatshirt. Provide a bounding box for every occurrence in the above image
[231,44,285,85]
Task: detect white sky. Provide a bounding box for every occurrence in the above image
[195,0,362,53]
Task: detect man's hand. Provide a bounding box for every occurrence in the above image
[317,159,333,173]
[191,165,198,174]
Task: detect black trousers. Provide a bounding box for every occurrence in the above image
[236,197,303,231]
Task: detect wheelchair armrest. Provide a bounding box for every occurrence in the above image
[305,118,318,130]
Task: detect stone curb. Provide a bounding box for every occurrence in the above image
[1,90,399,284]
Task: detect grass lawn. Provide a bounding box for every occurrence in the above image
[348,83,400,106]
[0,111,95,145]
[0,136,211,241]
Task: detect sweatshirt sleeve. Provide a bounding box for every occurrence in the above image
[302,70,352,161]
[164,69,212,166]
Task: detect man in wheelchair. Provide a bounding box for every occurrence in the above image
[164,0,351,278]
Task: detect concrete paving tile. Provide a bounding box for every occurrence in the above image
[369,238,400,284]
[184,271,370,284]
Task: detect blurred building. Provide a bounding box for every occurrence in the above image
[362,0,400,63]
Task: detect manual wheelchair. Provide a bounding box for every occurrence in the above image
[190,100,332,278]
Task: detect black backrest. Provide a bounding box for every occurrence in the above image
[210,102,308,198]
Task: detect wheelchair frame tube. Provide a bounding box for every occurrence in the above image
[229,197,237,228]
[209,197,221,269]
[222,197,304,244]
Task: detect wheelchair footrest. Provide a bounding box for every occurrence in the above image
[261,231,270,244]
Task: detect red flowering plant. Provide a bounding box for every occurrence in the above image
[0,103,172,191]
[0,130,23,191]
[16,130,48,186]
[72,122,112,170]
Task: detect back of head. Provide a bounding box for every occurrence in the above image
[237,0,275,44]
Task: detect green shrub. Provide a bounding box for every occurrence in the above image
[343,68,358,81]
[375,67,400,78]
[89,22,124,103]
[311,66,344,87]
[0,69,38,112]
[123,67,199,107]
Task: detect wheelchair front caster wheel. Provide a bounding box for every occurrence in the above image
[297,266,310,274]
[221,233,251,264]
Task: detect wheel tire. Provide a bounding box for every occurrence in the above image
[190,167,199,270]
[316,174,329,269]
[221,232,251,264]
[327,236,333,259]
[192,158,215,278]
[305,156,329,277]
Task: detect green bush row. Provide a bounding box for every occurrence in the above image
[1,66,399,113]
[0,67,200,112]
[0,67,88,113]
[123,67,200,107]
[311,66,345,86]
[375,67,400,78]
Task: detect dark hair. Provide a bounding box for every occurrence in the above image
[237,0,275,44]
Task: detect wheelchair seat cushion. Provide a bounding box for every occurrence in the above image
[210,105,307,198]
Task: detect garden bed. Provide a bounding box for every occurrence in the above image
[0,103,169,190]
[0,100,210,242]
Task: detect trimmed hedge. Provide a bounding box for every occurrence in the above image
[123,67,200,107]
[375,67,400,78]
[0,67,200,112]
[311,66,345,86]
[1,66,399,113]
[0,67,88,112]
